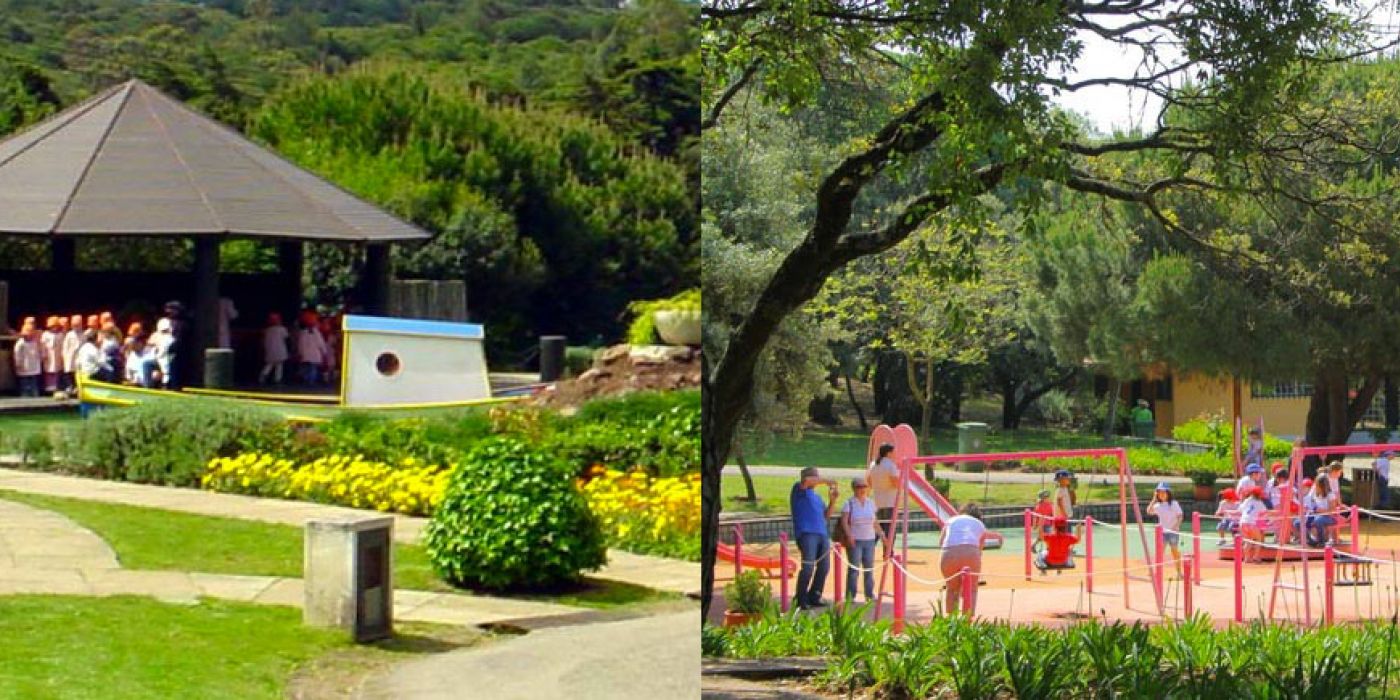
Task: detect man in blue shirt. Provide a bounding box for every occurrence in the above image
[791,466,837,609]
[1377,450,1393,508]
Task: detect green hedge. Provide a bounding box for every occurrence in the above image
[708,609,1395,698]
[76,400,288,487]
[1172,415,1292,460]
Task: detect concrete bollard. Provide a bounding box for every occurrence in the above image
[304,515,394,642]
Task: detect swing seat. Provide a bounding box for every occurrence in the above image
[1034,554,1076,573]
[1334,559,1374,587]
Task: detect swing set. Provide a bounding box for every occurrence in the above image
[866,424,1168,624]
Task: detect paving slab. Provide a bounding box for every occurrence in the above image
[0,468,697,594]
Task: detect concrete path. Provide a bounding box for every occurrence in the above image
[0,497,580,626]
[0,467,699,595]
[358,610,699,700]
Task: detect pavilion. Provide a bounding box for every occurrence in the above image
[0,78,431,386]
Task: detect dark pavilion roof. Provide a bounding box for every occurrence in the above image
[0,79,430,242]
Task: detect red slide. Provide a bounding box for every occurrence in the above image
[717,542,797,576]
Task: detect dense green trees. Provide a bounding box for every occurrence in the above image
[0,0,697,355]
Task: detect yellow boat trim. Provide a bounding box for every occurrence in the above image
[76,374,518,412]
[183,386,339,403]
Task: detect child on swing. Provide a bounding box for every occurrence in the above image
[1035,516,1078,572]
[1032,489,1055,549]
[1053,469,1077,538]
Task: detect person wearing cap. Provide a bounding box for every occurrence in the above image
[1033,489,1055,541]
[12,317,42,397]
[151,318,177,388]
[866,443,900,544]
[790,467,838,609]
[295,309,330,386]
[1052,469,1077,535]
[1236,463,1267,508]
[1130,399,1153,425]
[1148,483,1184,577]
[1237,486,1268,563]
[39,316,63,394]
[840,476,884,603]
[61,315,83,397]
[1376,451,1394,508]
[1035,515,1079,573]
[1215,488,1240,543]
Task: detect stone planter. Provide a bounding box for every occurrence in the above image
[654,309,701,346]
[723,610,762,628]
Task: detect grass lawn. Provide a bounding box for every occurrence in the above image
[736,427,1122,468]
[0,490,675,608]
[0,595,347,699]
[722,473,1178,515]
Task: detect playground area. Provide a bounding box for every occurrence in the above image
[714,424,1400,629]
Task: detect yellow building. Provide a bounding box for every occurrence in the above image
[1123,373,1315,438]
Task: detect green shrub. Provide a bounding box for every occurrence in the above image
[76,399,287,486]
[1172,413,1292,459]
[723,570,770,614]
[571,389,699,427]
[564,346,598,376]
[317,413,472,466]
[424,436,606,590]
[19,432,54,468]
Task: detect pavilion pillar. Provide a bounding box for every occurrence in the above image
[51,238,76,273]
[364,243,391,315]
[193,238,220,387]
[278,241,304,316]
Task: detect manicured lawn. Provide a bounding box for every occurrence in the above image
[722,473,1175,515]
[0,595,346,699]
[0,490,675,608]
[735,427,1123,468]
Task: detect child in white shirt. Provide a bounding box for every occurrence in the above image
[1237,487,1268,563]
[12,318,42,397]
[259,312,290,385]
[1148,483,1184,577]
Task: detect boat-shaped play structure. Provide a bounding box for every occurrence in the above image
[77,315,522,420]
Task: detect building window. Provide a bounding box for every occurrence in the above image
[1251,381,1313,399]
[1155,375,1173,401]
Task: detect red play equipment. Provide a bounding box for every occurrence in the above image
[1263,442,1400,622]
[715,541,796,577]
[870,424,1165,621]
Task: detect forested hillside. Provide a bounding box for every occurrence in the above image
[0,0,697,355]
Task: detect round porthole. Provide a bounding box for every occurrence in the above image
[375,352,402,377]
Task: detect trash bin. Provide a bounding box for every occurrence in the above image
[1353,466,1377,508]
[957,422,988,472]
[204,348,234,389]
[1132,420,1156,439]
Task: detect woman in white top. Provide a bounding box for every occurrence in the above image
[939,503,988,615]
[840,477,885,603]
[866,443,900,543]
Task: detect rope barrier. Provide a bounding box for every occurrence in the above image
[1357,508,1400,522]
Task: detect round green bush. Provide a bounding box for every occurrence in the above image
[424,436,607,590]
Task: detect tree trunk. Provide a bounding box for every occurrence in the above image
[1002,380,1019,429]
[1103,378,1122,440]
[807,393,838,425]
[1304,369,1384,472]
[1386,375,1398,430]
[844,366,868,432]
[733,441,757,502]
[1304,369,1331,477]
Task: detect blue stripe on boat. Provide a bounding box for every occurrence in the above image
[342,315,484,339]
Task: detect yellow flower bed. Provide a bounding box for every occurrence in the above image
[578,467,700,559]
[203,453,451,517]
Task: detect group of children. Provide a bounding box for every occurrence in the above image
[11,305,343,396]
[260,310,338,387]
[1213,460,1350,561]
[10,311,180,395]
